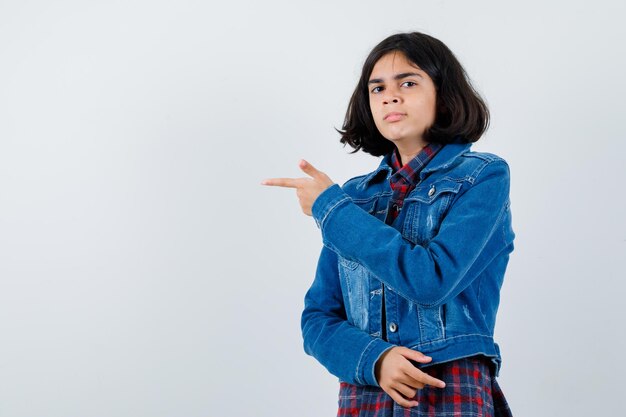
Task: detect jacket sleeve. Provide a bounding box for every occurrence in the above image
[311,159,512,308]
[301,245,394,387]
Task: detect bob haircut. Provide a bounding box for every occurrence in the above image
[338,32,490,156]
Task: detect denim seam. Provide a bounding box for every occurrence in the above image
[501,199,511,242]
[474,158,508,183]
[465,152,501,164]
[408,333,494,348]
[351,192,392,204]
[319,195,350,230]
[356,338,378,385]
[440,175,471,183]
[468,159,490,183]
[493,196,508,227]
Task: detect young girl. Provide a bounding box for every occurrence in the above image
[262,31,515,416]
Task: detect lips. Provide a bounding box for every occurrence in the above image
[384,112,406,121]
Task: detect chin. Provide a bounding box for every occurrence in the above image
[382,132,409,142]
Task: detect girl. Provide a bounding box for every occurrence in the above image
[262,31,515,416]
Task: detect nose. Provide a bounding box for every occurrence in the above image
[382,88,401,105]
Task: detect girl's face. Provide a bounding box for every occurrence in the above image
[368,51,437,147]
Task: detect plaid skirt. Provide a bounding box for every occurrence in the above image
[337,355,512,417]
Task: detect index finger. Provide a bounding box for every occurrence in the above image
[403,366,446,389]
[261,178,301,188]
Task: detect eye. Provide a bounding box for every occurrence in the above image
[371,86,384,93]
[402,81,417,87]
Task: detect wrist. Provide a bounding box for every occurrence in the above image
[374,346,395,384]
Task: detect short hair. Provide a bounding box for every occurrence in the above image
[338,32,490,156]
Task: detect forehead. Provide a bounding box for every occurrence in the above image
[370,51,422,75]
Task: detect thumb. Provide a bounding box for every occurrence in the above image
[299,159,324,180]
[397,347,432,363]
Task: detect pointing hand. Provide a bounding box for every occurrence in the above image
[261,159,335,216]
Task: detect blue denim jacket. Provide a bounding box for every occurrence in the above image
[301,142,515,387]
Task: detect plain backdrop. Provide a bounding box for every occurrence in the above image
[1,0,624,416]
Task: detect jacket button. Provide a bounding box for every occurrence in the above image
[428,186,436,197]
[388,322,398,333]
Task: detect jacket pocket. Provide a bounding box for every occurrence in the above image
[417,305,445,342]
[402,178,463,245]
[338,256,370,331]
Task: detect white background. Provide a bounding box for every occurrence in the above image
[1,1,624,416]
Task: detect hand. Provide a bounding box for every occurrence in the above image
[375,347,446,408]
[261,159,335,216]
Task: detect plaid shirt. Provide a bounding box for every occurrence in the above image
[381,143,443,340]
[337,355,513,416]
[385,143,443,225]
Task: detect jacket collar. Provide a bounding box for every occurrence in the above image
[359,142,473,188]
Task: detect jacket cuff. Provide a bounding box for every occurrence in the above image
[311,184,350,230]
[357,339,395,387]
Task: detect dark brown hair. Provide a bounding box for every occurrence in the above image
[338,32,490,156]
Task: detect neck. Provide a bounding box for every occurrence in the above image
[395,140,429,167]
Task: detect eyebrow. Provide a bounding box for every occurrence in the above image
[368,72,423,85]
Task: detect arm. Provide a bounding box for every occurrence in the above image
[302,245,448,396]
[301,245,394,386]
[261,160,435,386]
[311,160,512,307]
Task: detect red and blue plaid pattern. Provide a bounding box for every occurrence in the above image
[337,355,513,416]
[385,143,443,225]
